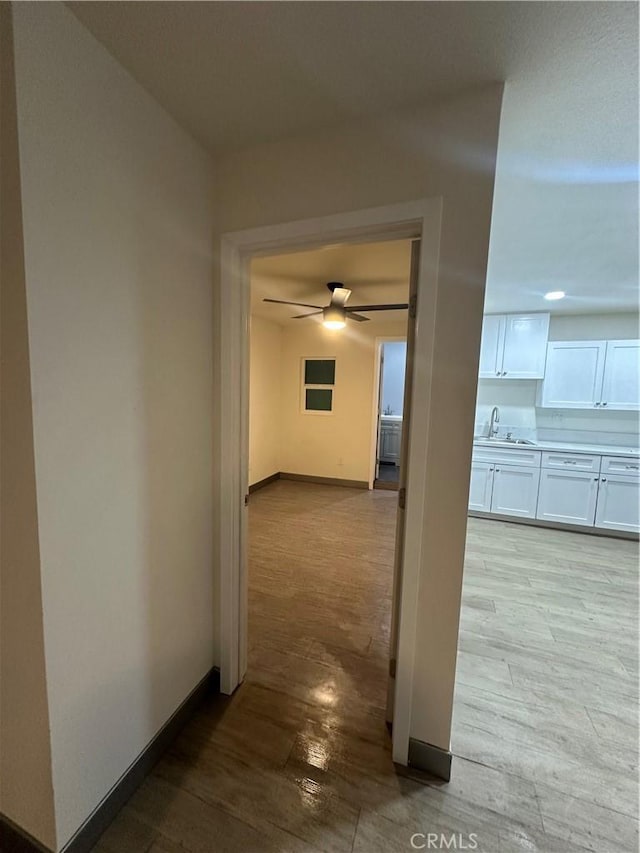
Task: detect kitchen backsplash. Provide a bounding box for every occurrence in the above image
[475,378,639,448]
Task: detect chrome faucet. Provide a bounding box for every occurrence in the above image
[489,406,500,438]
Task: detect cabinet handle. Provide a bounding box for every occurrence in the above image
[495,468,500,472]
[502,371,508,376]
[625,465,638,470]
[601,478,607,482]
[563,460,578,465]
[594,402,600,407]
[496,371,500,377]
[602,402,607,406]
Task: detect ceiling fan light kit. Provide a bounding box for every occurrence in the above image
[263,282,409,330]
[322,305,347,330]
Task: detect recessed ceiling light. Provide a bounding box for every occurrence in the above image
[544,291,565,301]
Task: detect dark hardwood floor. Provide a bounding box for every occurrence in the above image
[92,481,638,853]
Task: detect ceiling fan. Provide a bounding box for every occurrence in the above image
[263,282,408,330]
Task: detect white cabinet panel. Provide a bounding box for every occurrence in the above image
[491,465,540,518]
[539,341,606,409]
[601,340,640,411]
[479,313,549,379]
[595,475,640,533]
[380,420,402,463]
[468,462,494,512]
[473,446,541,468]
[501,314,550,379]
[478,315,504,378]
[601,456,640,477]
[541,452,601,473]
[537,469,599,527]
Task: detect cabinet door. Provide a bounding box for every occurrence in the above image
[491,465,540,518]
[601,340,640,411]
[501,313,550,379]
[380,426,392,462]
[536,469,598,527]
[478,315,505,378]
[468,462,494,512]
[390,423,402,463]
[539,341,606,409]
[595,475,640,533]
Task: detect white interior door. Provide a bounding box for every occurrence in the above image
[386,239,419,725]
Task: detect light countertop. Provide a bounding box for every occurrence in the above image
[473,437,639,459]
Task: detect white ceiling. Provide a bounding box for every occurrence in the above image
[251,239,411,326]
[68,1,639,315]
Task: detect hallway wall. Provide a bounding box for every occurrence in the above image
[214,83,504,755]
[8,3,215,848]
[0,6,57,848]
[249,316,283,484]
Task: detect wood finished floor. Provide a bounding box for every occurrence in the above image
[94,481,639,853]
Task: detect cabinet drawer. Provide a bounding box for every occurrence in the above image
[541,452,601,473]
[472,447,541,468]
[601,456,640,478]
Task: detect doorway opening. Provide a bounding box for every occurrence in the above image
[373,339,407,491]
[218,198,445,767]
[245,237,413,755]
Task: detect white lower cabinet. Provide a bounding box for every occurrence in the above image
[469,447,639,535]
[468,462,494,512]
[491,465,540,518]
[379,419,402,464]
[595,474,640,533]
[537,469,599,526]
[468,458,540,518]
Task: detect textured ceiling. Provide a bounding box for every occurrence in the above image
[251,239,411,326]
[68,1,639,314]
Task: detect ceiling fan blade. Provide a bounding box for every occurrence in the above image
[347,303,409,312]
[292,311,323,319]
[330,287,351,308]
[263,298,323,309]
[345,311,370,322]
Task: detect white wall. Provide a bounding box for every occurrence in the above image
[214,83,504,753]
[10,4,215,848]
[249,316,283,484]
[475,312,640,442]
[249,317,407,485]
[381,341,407,416]
[279,320,407,483]
[0,6,56,847]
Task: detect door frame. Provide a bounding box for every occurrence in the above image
[371,335,408,488]
[218,198,443,765]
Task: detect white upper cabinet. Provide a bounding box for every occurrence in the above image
[479,313,549,379]
[539,341,606,409]
[600,340,640,410]
[540,339,639,411]
[501,314,550,379]
[478,315,505,378]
